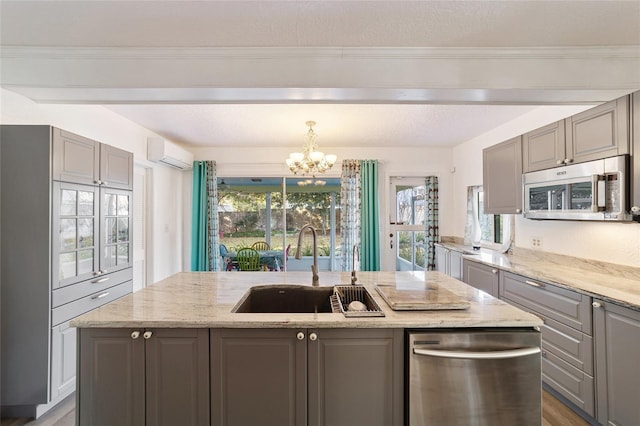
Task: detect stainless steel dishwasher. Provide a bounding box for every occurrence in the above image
[408,329,541,426]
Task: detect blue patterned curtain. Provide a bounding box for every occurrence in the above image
[340,160,360,271]
[425,176,439,270]
[191,161,219,271]
[360,160,380,271]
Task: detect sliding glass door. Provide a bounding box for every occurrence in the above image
[216,177,341,271]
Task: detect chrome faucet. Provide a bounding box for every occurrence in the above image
[351,243,360,285]
[295,224,319,286]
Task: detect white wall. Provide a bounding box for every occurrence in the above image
[452,104,640,268]
[1,89,188,283]
[189,145,454,271]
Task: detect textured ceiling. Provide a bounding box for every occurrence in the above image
[1,1,639,149]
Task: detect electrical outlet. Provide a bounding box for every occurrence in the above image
[531,237,543,248]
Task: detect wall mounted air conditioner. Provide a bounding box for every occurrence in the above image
[147,137,194,170]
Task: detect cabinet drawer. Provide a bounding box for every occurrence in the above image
[500,271,592,334]
[541,316,593,375]
[542,349,595,417]
[52,267,133,308]
[52,280,132,326]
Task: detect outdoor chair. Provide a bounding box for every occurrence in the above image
[251,241,270,251]
[236,247,261,271]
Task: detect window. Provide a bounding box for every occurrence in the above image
[467,186,511,251]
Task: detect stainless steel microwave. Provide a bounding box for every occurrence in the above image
[523,155,630,221]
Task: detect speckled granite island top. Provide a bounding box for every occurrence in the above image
[71,271,542,329]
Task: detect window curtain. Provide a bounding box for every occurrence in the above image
[424,176,439,270]
[191,160,219,271]
[360,160,380,271]
[340,160,360,271]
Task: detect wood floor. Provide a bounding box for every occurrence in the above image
[1,390,591,426]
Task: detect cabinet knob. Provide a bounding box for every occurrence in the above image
[143,331,153,339]
[565,158,573,164]
[556,160,564,165]
[131,331,140,339]
[296,332,305,341]
[309,332,318,341]
[491,269,498,274]
[592,301,602,308]
[515,209,521,214]
[94,179,101,185]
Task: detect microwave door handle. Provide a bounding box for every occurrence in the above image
[594,175,606,211]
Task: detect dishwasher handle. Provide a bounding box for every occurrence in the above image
[413,346,540,360]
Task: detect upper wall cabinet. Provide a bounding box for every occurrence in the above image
[523,97,630,173]
[53,128,133,190]
[483,136,523,214]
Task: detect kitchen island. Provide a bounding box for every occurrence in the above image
[72,271,543,426]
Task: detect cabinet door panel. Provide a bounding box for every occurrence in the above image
[462,259,499,297]
[307,329,403,426]
[566,97,629,164]
[52,182,100,288]
[449,250,463,280]
[100,188,133,273]
[211,329,306,426]
[101,144,134,190]
[523,121,565,172]
[52,128,99,185]
[50,321,77,401]
[483,136,523,213]
[594,301,640,426]
[146,329,209,426]
[435,245,449,274]
[78,328,145,426]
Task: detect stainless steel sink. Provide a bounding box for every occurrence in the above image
[232,285,334,313]
[232,284,385,317]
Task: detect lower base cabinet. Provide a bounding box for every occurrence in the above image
[462,259,499,297]
[78,328,209,426]
[210,328,404,426]
[594,300,640,426]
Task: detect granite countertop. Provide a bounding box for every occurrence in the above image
[436,241,640,310]
[71,271,542,329]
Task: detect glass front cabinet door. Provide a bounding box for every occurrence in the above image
[52,182,100,289]
[100,187,133,274]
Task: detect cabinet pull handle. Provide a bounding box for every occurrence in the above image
[525,280,544,288]
[592,301,602,308]
[143,331,153,339]
[91,277,110,284]
[296,332,305,341]
[131,331,140,339]
[309,332,318,341]
[92,292,110,300]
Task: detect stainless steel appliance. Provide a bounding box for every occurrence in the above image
[523,155,630,221]
[408,329,541,426]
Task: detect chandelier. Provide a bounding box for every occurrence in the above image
[286,121,337,176]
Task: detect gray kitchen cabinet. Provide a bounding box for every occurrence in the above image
[593,300,640,426]
[53,127,133,189]
[78,328,210,426]
[523,121,566,173]
[483,135,523,214]
[435,244,463,280]
[523,96,630,173]
[211,328,403,426]
[0,125,134,418]
[500,271,595,417]
[462,258,499,297]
